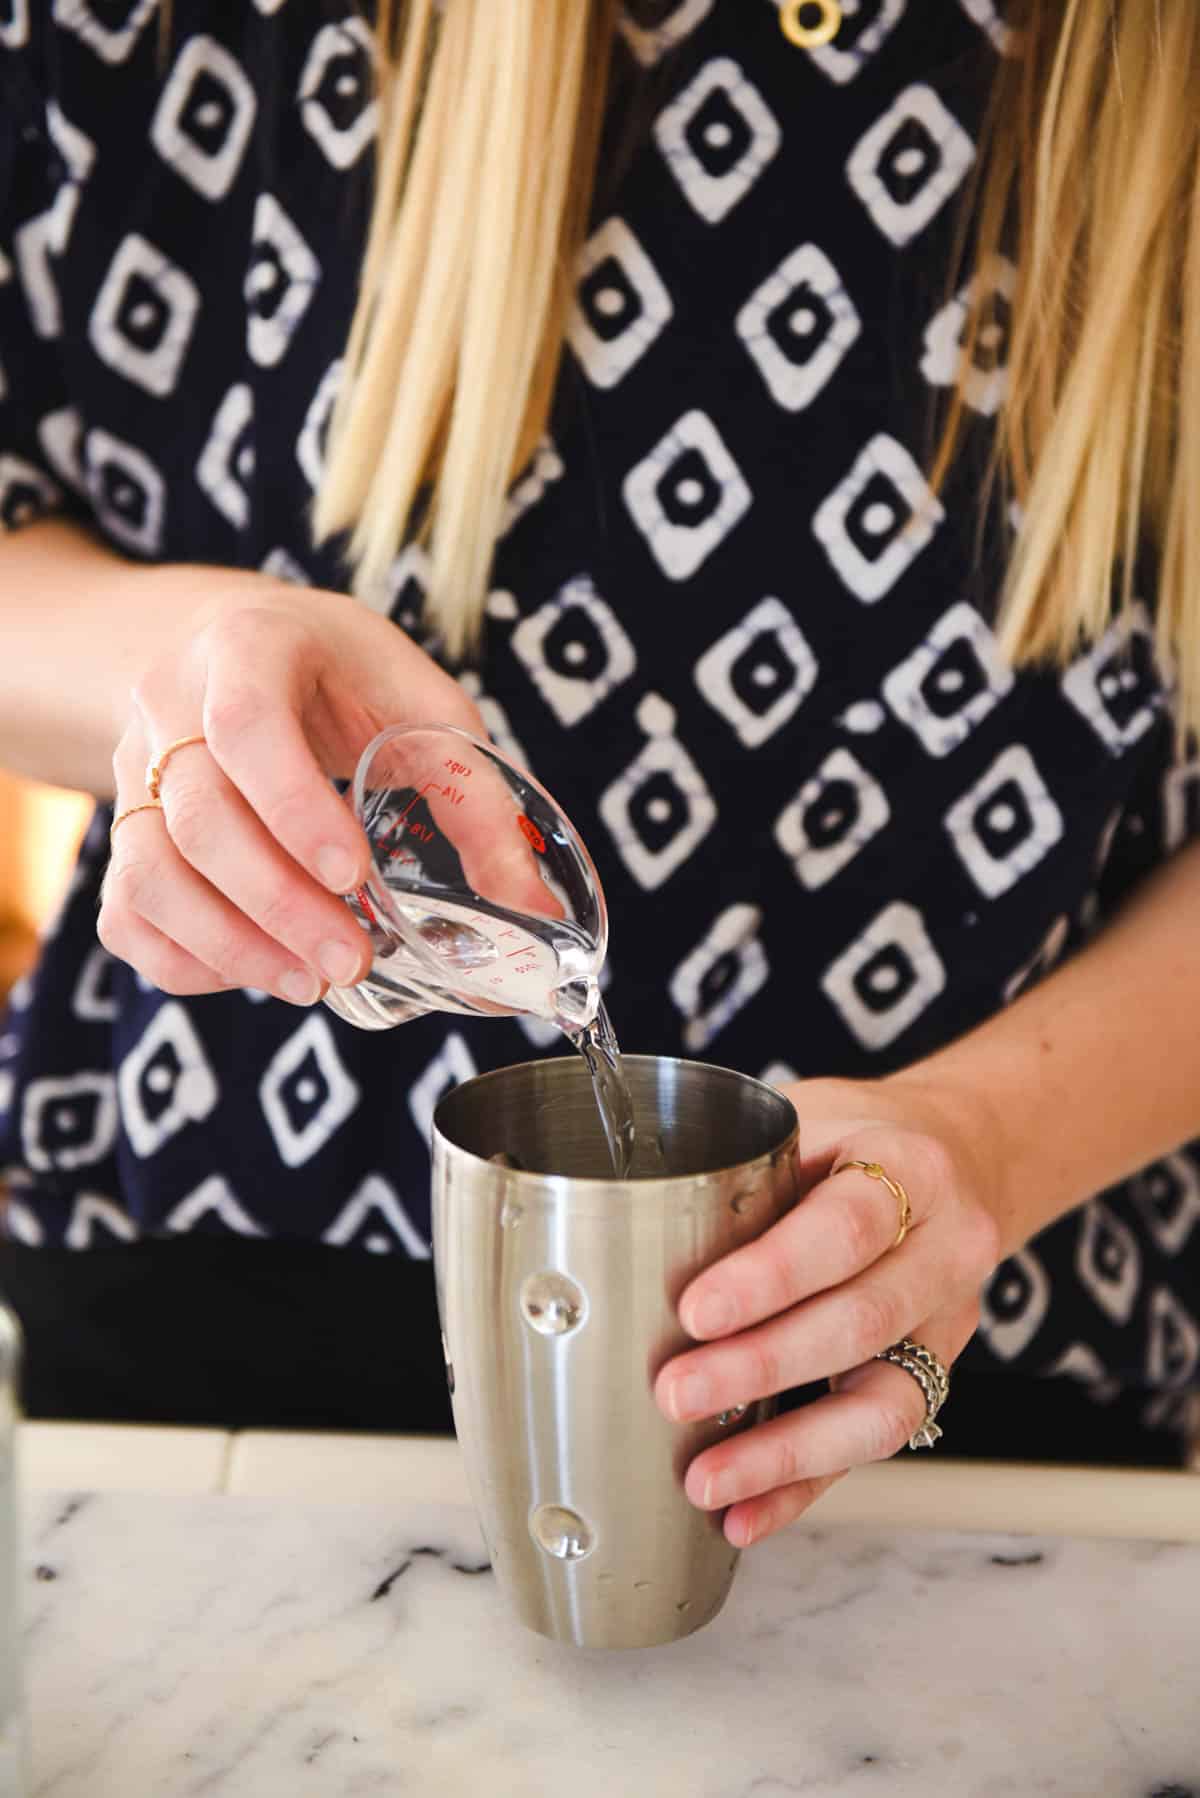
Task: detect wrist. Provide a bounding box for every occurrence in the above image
[874,1062,1023,1259]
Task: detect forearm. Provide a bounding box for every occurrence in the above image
[892,841,1200,1258]
[1,519,197,794]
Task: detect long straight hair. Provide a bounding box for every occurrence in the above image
[313,0,618,657]
[306,3,1200,734]
[936,0,1200,737]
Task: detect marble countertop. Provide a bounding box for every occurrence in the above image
[18,1484,1200,1798]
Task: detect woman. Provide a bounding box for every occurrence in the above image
[1,0,1198,1548]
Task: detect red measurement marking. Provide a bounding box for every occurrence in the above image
[444,759,471,777]
[421,780,465,807]
[517,814,546,853]
[505,946,532,959]
[354,885,379,926]
[496,928,519,940]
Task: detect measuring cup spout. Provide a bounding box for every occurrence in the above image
[550,976,601,1035]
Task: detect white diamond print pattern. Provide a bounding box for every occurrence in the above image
[0,456,61,532]
[736,242,861,412]
[813,433,943,602]
[654,58,782,224]
[670,904,768,1053]
[512,576,637,728]
[21,1071,117,1174]
[259,1014,361,1168]
[408,1035,476,1149]
[1075,1201,1140,1327]
[1133,1156,1200,1258]
[196,384,255,530]
[945,745,1064,899]
[245,194,321,368]
[299,19,378,169]
[784,0,908,86]
[72,947,117,1022]
[956,0,1014,54]
[53,0,157,65]
[1061,610,1163,754]
[165,1175,266,1237]
[623,409,752,581]
[883,601,1014,757]
[65,1194,138,1249]
[568,218,673,390]
[323,1173,431,1259]
[847,84,975,248]
[13,106,96,339]
[694,596,818,747]
[500,439,564,538]
[599,701,718,892]
[117,1002,219,1160]
[1146,1287,1200,1390]
[921,258,1015,417]
[0,0,28,48]
[88,234,200,398]
[820,899,946,1051]
[775,748,890,889]
[84,429,165,556]
[620,0,715,66]
[296,359,341,489]
[150,36,257,202]
[979,1248,1051,1360]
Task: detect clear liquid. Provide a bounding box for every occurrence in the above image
[567,998,636,1180]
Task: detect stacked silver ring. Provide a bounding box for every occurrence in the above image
[876,1338,950,1450]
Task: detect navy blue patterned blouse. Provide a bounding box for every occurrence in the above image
[1,0,1198,1412]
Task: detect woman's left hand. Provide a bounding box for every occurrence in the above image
[653,1072,1005,1547]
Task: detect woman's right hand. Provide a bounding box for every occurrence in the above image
[98,566,488,1006]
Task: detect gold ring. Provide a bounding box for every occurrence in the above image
[779,0,842,50]
[836,1158,913,1249]
[145,733,207,802]
[110,799,165,841]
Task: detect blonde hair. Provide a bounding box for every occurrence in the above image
[313,0,616,659]
[940,0,1200,738]
[316,1,1200,736]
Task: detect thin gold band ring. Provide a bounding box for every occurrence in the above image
[145,733,207,802]
[109,799,165,841]
[835,1158,913,1250]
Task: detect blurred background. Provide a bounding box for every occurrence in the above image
[0,775,91,1001]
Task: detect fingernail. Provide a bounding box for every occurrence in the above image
[688,1292,733,1338]
[317,845,359,893]
[278,969,321,1006]
[672,1374,711,1421]
[702,1470,735,1510]
[318,941,362,987]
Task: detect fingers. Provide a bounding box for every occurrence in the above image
[723,1474,845,1550]
[95,900,235,997]
[102,732,333,1004]
[694,1306,976,1547]
[659,1205,933,1426]
[678,1157,923,1343]
[151,737,373,990]
[195,611,373,896]
[658,1209,982,1426]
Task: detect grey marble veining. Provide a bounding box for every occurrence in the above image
[16,1489,1200,1797]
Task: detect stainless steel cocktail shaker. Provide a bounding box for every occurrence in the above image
[432,1055,798,1650]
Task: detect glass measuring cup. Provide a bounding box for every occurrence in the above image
[322,724,608,1034]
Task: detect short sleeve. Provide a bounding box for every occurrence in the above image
[0,26,75,535]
